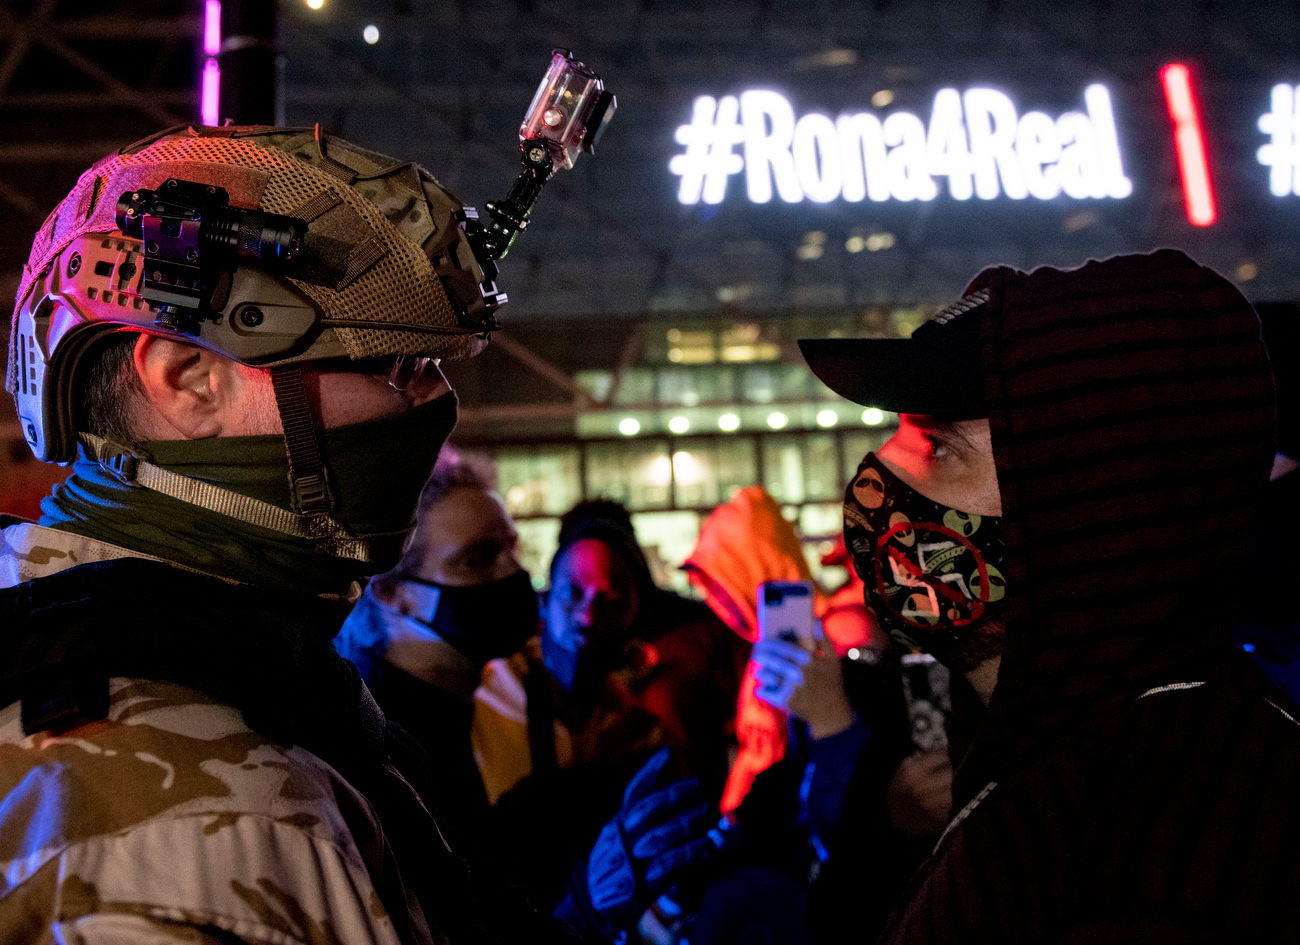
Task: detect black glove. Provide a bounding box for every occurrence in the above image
[567,747,719,934]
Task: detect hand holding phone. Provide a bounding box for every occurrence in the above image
[750,637,810,710]
[753,581,818,708]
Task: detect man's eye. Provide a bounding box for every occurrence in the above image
[923,434,952,458]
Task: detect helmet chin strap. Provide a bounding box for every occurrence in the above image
[268,364,332,516]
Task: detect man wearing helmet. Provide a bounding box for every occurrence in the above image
[0,125,568,944]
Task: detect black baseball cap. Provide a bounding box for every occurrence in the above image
[798,290,989,420]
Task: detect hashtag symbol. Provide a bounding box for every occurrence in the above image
[669,96,746,205]
[1258,84,1300,197]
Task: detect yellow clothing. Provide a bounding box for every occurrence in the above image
[471,641,574,805]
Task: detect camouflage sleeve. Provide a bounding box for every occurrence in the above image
[0,679,412,945]
[52,914,265,944]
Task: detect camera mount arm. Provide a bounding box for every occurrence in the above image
[467,48,616,265]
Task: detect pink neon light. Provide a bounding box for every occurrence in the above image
[204,0,222,56]
[201,58,221,126]
[1160,63,1217,226]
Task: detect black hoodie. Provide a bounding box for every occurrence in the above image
[880,250,1298,944]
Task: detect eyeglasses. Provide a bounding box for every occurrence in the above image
[388,354,436,392]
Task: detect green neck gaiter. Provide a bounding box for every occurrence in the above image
[41,392,458,596]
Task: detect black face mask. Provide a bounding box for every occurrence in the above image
[843,452,1006,665]
[396,570,539,664]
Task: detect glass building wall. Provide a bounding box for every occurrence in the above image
[460,313,906,593]
[486,425,895,593]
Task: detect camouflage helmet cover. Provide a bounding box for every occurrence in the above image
[9,124,494,461]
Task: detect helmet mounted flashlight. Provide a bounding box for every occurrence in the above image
[115,178,308,334]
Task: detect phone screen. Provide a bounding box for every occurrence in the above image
[757,580,817,650]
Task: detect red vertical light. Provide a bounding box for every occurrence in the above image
[1160,63,1217,226]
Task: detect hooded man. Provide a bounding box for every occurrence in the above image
[799,249,1299,943]
[0,125,571,944]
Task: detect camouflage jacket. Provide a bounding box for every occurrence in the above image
[0,522,429,945]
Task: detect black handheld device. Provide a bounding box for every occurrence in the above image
[116,178,306,333]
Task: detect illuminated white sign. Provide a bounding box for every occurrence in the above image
[670,85,1132,206]
[1258,84,1300,196]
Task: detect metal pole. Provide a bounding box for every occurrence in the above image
[219,0,281,125]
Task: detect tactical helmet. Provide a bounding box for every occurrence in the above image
[9,123,501,465]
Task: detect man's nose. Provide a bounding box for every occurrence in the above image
[572,593,596,629]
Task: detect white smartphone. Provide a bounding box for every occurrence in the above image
[756,580,818,651]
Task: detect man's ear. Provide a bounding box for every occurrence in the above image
[132,334,257,439]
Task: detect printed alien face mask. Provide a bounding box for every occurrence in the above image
[842,453,1006,665]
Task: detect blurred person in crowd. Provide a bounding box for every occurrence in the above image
[801,249,1299,944]
[333,454,539,829]
[475,499,744,909]
[682,486,828,815]
[0,127,573,943]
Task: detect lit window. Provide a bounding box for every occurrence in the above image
[667,330,716,363]
[575,370,613,402]
[723,323,760,344]
[647,454,673,487]
[619,418,641,436]
[862,408,884,426]
[718,413,741,432]
[668,416,690,434]
[816,409,838,427]
[767,412,788,429]
[796,230,826,260]
[672,451,701,485]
